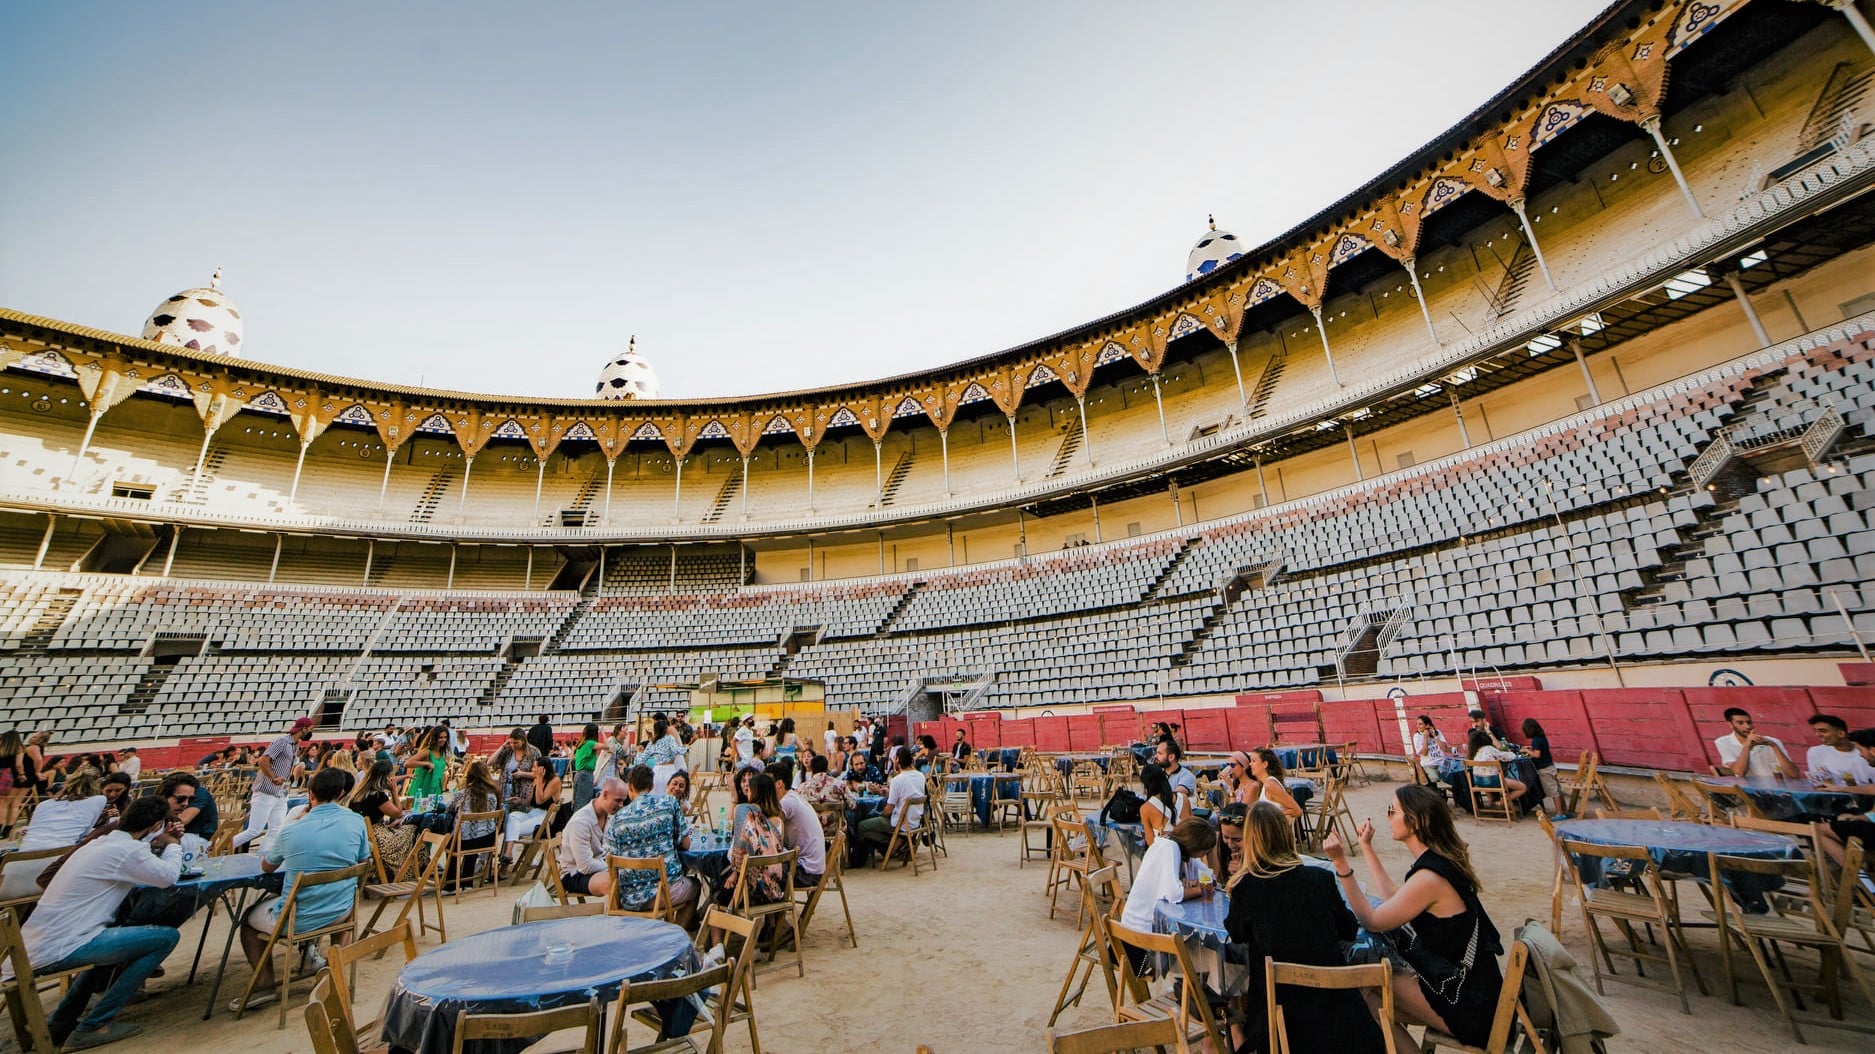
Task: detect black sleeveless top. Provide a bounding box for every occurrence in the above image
[1403,850,1504,1047]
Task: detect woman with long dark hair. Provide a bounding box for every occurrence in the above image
[447,760,503,888]
[1139,762,1181,845]
[720,772,787,907]
[1246,747,1303,819]
[1324,785,1504,1051]
[348,759,415,873]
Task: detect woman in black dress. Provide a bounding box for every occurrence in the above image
[1225,802,1384,1054]
[1322,785,1504,1050]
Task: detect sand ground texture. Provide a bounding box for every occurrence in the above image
[10,764,1872,1054]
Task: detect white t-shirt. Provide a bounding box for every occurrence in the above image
[1413,731,1450,766]
[1716,733,1790,779]
[117,755,142,781]
[778,790,826,876]
[20,796,106,851]
[733,726,755,759]
[1806,744,1875,784]
[885,769,925,829]
[1120,836,1190,933]
[824,728,838,755]
[7,831,182,975]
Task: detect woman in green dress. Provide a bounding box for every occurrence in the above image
[571,722,600,810]
[405,726,448,802]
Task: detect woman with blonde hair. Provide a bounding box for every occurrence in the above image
[1226,803,1382,1053]
[0,730,28,836]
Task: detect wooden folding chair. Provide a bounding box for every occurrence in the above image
[878,796,937,875]
[1835,838,1875,959]
[510,802,560,883]
[0,908,52,1054]
[450,809,505,901]
[1105,919,1229,1054]
[304,972,354,1054]
[795,826,856,949]
[360,830,450,943]
[1265,957,1397,1054]
[453,996,601,1054]
[1020,781,1062,867]
[1558,751,1617,815]
[1303,774,1358,853]
[232,860,371,1029]
[607,857,676,921]
[1463,760,1517,824]
[1651,772,1706,822]
[540,835,583,905]
[1534,813,1570,936]
[729,849,803,980]
[1559,838,1701,1013]
[325,921,417,1050]
[521,901,606,923]
[1336,742,1372,787]
[1049,809,1106,925]
[0,847,66,914]
[608,964,733,1054]
[1045,1018,1185,1054]
[1694,782,1760,823]
[1048,863,1124,1026]
[1705,850,1875,1041]
[1418,939,1549,1054]
[694,908,761,1054]
[1733,815,1834,904]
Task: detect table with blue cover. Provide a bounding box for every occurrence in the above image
[1697,776,1861,822]
[976,747,1021,771]
[380,915,701,1054]
[970,773,1024,827]
[127,854,284,1019]
[1055,753,1112,779]
[842,794,888,867]
[1555,817,1800,909]
[1151,860,1389,995]
[1272,745,1337,772]
[679,829,732,891]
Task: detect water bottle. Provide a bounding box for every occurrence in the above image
[716,806,727,832]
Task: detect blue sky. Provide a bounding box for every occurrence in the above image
[0,1,1608,400]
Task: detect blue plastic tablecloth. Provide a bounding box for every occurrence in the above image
[976,748,1021,771]
[1443,757,1542,815]
[124,853,281,926]
[1151,862,1392,984]
[1272,746,1337,772]
[1055,754,1111,778]
[380,916,699,1054]
[851,794,886,822]
[679,830,731,889]
[1698,777,1860,822]
[969,773,1023,826]
[1556,818,1798,906]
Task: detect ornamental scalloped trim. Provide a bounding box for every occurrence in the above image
[958,382,992,404]
[335,404,375,426]
[563,421,597,441]
[697,420,730,439]
[248,391,290,415]
[415,413,453,433]
[1025,363,1059,388]
[761,415,793,435]
[629,422,664,441]
[891,397,922,418]
[1168,314,1205,340]
[827,407,859,428]
[1094,342,1128,366]
[491,419,528,439]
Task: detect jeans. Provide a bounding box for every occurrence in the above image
[233,789,287,850]
[43,925,180,1034]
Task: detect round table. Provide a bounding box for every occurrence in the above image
[975,747,1021,771]
[679,829,732,890]
[1555,818,1800,904]
[969,773,1023,826]
[380,916,700,1054]
[1697,776,1860,822]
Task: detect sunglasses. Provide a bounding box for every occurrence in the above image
[168,793,194,803]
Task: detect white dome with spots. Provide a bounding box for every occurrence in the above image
[1186,216,1243,282]
[142,269,245,357]
[595,336,660,400]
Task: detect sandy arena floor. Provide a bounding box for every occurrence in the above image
[17,765,1872,1054]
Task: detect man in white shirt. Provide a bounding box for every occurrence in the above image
[733,716,756,765]
[114,747,141,783]
[557,777,628,898]
[771,763,826,886]
[1806,713,1875,784]
[8,796,182,1050]
[856,747,924,853]
[1715,707,1798,779]
[233,716,315,851]
[1156,738,1197,810]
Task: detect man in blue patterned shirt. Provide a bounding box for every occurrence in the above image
[603,765,697,927]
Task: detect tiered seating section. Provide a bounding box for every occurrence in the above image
[1,326,1872,742]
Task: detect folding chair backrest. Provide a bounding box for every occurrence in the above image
[521,900,605,923]
[279,861,372,938]
[1046,1018,1186,1054]
[0,847,66,910]
[605,856,671,919]
[0,907,51,1054]
[1834,839,1867,936]
[1480,939,1534,1054]
[1708,852,1825,926]
[615,965,732,1052]
[452,997,600,1054]
[326,920,417,1029]
[303,976,353,1054]
[731,849,798,912]
[1651,772,1703,821]
[1265,957,1396,1054]
[1106,918,1226,1047]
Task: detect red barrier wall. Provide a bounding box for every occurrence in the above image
[1489,690,1599,762]
[1033,716,1069,752]
[1575,689,1706,772]
[1682,687,1813,770]
[1226,708,1267,748]
[1002,719,1036,747]
[1099,711,1142,748]
[1398,693,1472,754]
[1067,715,1103,751]
[1236,690,1323,705]
[1321,700,1387,754]
[1805,686,1875,729]
[1183,709,1231,750]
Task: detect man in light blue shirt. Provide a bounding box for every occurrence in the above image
[234,767,369,1009]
